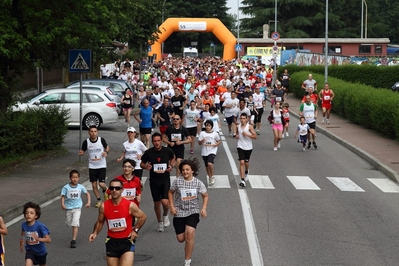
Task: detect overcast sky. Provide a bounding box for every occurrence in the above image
[226,0,248,18]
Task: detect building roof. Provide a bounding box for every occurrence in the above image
[238,38,390,44]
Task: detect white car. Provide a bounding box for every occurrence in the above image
[13,88,118,128]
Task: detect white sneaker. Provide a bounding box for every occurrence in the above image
[209,176,215,186]
[163,215,170,227]
[321,118,326,124]
[282,134,285,138]
[326,119,330,124]
[184,259,192,266]
[286,132,289,137]
[302,147,306,151]
[239,180,246,188]
[277,142,281,148]
[273,147,278,151]
[157,222,164,232]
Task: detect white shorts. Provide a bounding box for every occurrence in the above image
[65,208,81,227]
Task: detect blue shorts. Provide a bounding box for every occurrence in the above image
[25,250,47,265]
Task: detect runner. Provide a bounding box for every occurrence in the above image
[318,83,335,124]
[222,91,239,136]
[252,86,265,135]
[79,125,109,208]
[299,95,318,149]
[140,133,176,232]
[268,102,286,151]
[236,113,257,188]
[114,159,142,208]
[168,158,209,266]
[0,216,7,266]
[294,116,311,151]
[198,120,221,186]
[89,179,147,266]
[183,100,201,154]
[156,98,175,135]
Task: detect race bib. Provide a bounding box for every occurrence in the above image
[90,153,102,162]
[171,133,182,141]
[67,189,81,199]
[25,232,39,245]
[122,188,136,200]
[276,97,282,102]
[324,95,330,100]
[153,163,167,174]
[108,218,127,232]
[181,189,197,201]
[173,101,181,107]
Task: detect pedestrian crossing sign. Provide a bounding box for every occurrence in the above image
[69,49,92,73]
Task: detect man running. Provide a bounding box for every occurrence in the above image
[318,83,335,124]
[299,95,318,149]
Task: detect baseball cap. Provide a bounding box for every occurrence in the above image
[275,81,281,86]
[127,127,136,133]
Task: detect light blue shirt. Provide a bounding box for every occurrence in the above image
[61,183,87,209]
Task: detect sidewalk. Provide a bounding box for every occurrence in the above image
[1,96,399,223]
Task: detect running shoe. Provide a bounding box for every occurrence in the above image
[326,119,330,124]
[302,147,306,151]
[163,215,170,227]
[256,130,260,135]
[239,180,246,188]
[185,259,192,266]
[233,132,236,137]
[273,147,278,151]
[321,118,326,123]
[307,142,312,149]
[209,176,216,186]
[104,191,109,200]
[70,240,76,248]
[95,200,101,208]
[282,134,285,138]
[190,149,194,154]
[286,132,289,137]
[277,142,281,148]
[313,142,318,150]
[157,222,164,232]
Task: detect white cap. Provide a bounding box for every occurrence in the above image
[127,127,136,133]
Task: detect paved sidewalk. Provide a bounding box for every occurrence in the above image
[1,96,399,223]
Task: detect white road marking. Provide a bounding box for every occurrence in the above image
[287,176,321,190]
[368,178,399,193]
[207,175,231,188]
[327,177,365,192]
[247,175,275,189]
[222,135,264,266]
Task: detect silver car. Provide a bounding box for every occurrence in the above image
[13,88,118,128]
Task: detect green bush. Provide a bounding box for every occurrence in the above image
[0,105,69,160]
[278,65,399,90]
[289,71,399,141]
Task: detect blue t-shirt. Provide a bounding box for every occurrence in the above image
[140,105,153,128]
[61,183,88,209]
[21,220,50,255]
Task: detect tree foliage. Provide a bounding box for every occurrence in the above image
[240,0,398,41]
[0,0,161,112]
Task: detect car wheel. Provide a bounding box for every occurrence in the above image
[83,113,101,128]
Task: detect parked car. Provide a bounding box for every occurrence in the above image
[13,88,119,128]
[68,79,133,97]
[66,84,122,114]
[392,82,399,92]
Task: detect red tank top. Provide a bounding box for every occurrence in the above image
[321,90,332,104]
[115,175,141,207]
[104,198,133,238]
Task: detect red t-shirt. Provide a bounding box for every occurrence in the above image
[114,175,141,207]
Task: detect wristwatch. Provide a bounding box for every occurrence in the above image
[133,228,139,234]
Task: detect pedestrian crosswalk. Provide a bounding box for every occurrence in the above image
[140,175,399,194]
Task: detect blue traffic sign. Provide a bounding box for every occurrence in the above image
[235,44,242,52]
[271,32,280,41]
[69,50,92,73]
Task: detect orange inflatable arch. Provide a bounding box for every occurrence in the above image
[148,18,237,61]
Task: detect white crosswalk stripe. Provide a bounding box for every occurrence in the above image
[247,175,275,189]
[327,177,365,192]
[368,178,399,193]
[287,175,321,190]
[207,175,231,188]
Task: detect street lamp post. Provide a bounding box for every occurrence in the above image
[325,0,329,83]
[272,0,278,86]
[237,0,240,59]
[161,0,166,55]
[361,0,368,38]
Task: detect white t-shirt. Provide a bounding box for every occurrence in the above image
[199,131,220,156]
[223,98,239,118]
[184,108,201,129]
[123,139,147,170]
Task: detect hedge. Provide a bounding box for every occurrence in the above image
[288,71,399,141]
[0,105,69,160]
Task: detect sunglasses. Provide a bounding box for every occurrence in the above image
[109,186,122,191]
[173,118,180,121]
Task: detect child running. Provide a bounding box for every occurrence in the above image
[20,202,51,266]
[61,170,91,248]
[294,116,311,151]
[198,120,221,186]
[281,102,290,138]
[168,158,209,266]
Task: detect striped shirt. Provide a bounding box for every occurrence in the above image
[170,176,207,217]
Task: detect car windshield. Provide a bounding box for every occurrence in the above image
[26,92,48,103]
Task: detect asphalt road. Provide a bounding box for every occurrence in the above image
[4,114,399,266]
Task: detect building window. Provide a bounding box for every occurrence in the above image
[375,45,382,54]
[323,46,342,54]
[359,45,371,54]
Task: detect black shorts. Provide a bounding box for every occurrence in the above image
[187,127,197,137]
[170,146,184,159]
[254,108,263,123]
[105,237,135,258]
[202,154,216,166]
[307,121,316,130]
[134,169,143,179]
[25,250,47,265]
[237,148,252,162]
[226,116,234,125]
[150,179,170,202]
[89,168,106,183]
[139,127,152,135]
[173,213,200,235]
